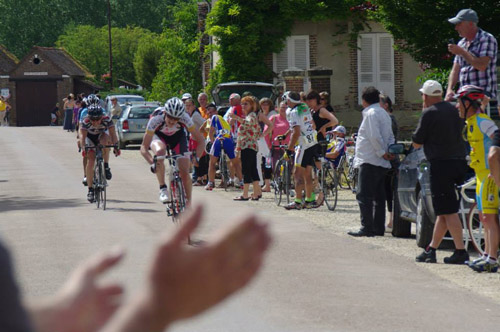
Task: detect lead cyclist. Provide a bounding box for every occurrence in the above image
[140,97,204,204]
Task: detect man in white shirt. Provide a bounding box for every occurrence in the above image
[348,86,395,237]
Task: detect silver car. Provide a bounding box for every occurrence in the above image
[116,102,161,149]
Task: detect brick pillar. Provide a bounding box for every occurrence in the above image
[198,2,210,87]
[281,69,306,93]
[308,66,332,93]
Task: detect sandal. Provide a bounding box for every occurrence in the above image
[251,196,260,201]
[233,196,250,201]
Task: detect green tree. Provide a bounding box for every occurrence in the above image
[133,34,167,90]
[56,25,154,84]
[149,0,202,101]
[372,0,500,68]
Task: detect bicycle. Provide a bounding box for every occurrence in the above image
[152,147,188,226]
[85,144,117,210]
[459,178,484,255]
[217,136,230,191]
[317,153,338,211]
[272,137,293,206]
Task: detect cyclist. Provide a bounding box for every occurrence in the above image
[77,95,100,186]
[79,105,119,203]
[204,104,242,190]
[284,91,319,210]
[325,125,347,168]
[457,85,499,272]
[141,97,204,204]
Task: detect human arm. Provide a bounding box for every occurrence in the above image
[448,43,491,72]
[445,62,460,101]
[140,132,155,165]
[364,111,390,159]
[287,126,300,154]
[259,112,274,137]
[101,205,271,332]
[27,249,124,332]
[411,110,428,150]
[318,108,339,136]
[79,128,87,153]
[188,126,205,159]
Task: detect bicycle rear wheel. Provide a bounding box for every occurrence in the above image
[322,165,338,211]
[94,163,101,208]
[219,152,229,191]
[100,164,107,210]
[467,204,484,255]
[273,160,284,206]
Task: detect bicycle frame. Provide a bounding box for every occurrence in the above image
[85,144,116,210]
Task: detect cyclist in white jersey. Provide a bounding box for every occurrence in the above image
[141,97,204,204]
[284,92,319,210]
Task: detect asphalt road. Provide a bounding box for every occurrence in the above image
[1,127,499,332]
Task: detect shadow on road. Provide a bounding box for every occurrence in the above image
[106,207,159,213]
[0,195,84,212]
[106,199,154,204]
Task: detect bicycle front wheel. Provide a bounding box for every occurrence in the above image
[94,163,101,208]
[467,203,484,255]
[322,165,338,211]
[219,152,229,191]
[170,177,187,224]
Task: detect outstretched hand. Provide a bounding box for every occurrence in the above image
[105,205,272,332]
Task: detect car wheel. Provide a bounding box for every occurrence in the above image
[391,186,411,238]
[118,137,126,150]
[416,191,434,248]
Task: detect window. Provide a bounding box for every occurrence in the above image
[273,35,310,81]
[358,33,395,104]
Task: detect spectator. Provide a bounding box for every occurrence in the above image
[3,98,11,126]
[445,8,498,116]
[1,205,271,332]
[181,93,192,103]
[198,92,210,119]
[257,98,275,192]
[110,96,122,119]
[265,101,290,172]
[319,91,335,113]
[379,94,398,232]
[186,98,207,185]
[413,80,469,264]
[347,86,394,237]
[50,103,59,126]
[233,96,261,201]
[63,93,76,132]
[0,96,7,126]
[306,90,339,142]
[224,93,244,187]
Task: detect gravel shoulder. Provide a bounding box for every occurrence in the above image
[120,146,500,304]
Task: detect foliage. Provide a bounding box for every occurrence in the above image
[149,0,202,102]
[416,67,452,92]
[0,0,179,57]
[134,34,168,90]
[205,0,365,90]
[56,25,154,84]
[372,0,500,69]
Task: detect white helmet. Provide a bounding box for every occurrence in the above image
[164,97,186,119]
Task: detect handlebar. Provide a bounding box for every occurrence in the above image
[458,177,476,204]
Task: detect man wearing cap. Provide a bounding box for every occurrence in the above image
[446,9,498,116]
[181,93,193,103]
[413,80,469,264]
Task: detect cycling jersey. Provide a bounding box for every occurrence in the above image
[210,115,232,139]
[146,110,194,137]
[80,114,114,135]
[223,105,243,139]
[466,112,498,171]
[288,103,317,149]
[326,137,346,167]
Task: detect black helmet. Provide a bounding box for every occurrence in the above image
[88,105,103,120]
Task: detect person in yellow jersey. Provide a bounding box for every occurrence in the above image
[457,85,499,272]
[0,96,7,126]
[204,104,242,190]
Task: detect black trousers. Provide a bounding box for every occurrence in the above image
[241,148,260,184]
[356,163,389,235]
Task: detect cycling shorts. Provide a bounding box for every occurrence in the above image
[152,128,188,157]
[86,133,103,147]
[475,170,499,214]
[210,136,235,159]
[295,144,319,168]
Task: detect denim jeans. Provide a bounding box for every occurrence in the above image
[356,163,389,235]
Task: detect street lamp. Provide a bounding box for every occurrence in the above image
[107,0,113,90]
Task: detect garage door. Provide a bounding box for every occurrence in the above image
[16,80,58,126]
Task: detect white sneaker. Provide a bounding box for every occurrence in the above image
[159,188,169,203]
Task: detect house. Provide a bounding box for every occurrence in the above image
[0,46,101,126]
[198,3,425,135]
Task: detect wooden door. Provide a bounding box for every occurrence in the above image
[16,80,58,126]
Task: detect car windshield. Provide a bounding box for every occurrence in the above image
[216,85,275,104]
[116,96,144,104]
[128,107,155,119]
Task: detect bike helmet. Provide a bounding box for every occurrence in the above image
[164,97,185,119]
[454,85,485,102]
[88,105,104,120]
[86,94,100,107]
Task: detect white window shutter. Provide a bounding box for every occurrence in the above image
[274,39,289,75]
[377,35,395,103]
[293,37,308,70]
[273,35,309,84]
[358,34,376,104]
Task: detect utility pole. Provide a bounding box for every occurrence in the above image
[107,0,113,89]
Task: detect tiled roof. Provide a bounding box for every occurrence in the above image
[0,45,19,74]
[34,46,90,77]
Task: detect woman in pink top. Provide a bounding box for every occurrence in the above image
[264,101,290,172]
